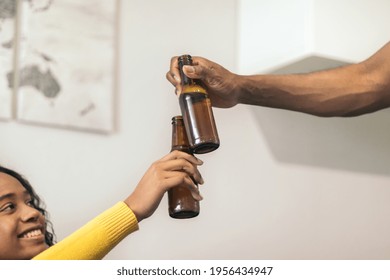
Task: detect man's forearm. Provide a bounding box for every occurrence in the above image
[236,42,390,117]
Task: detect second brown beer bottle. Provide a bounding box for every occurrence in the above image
[168,116,200,219]
[178,54,220,154]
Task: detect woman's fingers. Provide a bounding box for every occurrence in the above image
[160,157,203,185]
[124,150,205,222]
[164,174,203,201]
[159,151,204,199]
[160,150,203,165]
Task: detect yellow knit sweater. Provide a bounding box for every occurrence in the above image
[32,202,139,260]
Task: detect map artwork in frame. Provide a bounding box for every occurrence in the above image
[16,0,117,133]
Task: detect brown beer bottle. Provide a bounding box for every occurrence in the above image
[178,54,220,154]
[168,116,200,219]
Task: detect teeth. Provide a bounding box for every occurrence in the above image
[22,229,42,238]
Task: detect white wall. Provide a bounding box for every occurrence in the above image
[236,0,390,260]
[238,0,312,73]
[312,0,390,61]
[238,0,390,73]
[2,0,390,260]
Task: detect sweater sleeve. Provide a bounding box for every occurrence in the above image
[32,201,139,260]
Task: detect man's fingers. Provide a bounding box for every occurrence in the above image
[183,65,202,79]
[166,71,182,95]
[169,56,181,81]
[182,56,212,79]
[168,56,183,95]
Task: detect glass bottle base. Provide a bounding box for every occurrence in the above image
[192,142,219,154]
[169,210,199,219]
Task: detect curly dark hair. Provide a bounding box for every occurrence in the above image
[0,166,56,246]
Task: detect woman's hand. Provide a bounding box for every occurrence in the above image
[124,150,204,222]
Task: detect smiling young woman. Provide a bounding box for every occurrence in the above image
[0,150,204,260]
[0,168,54,260]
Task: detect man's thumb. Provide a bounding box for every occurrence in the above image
[183,65,201,78]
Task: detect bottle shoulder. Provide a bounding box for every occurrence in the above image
[181,84,207,94]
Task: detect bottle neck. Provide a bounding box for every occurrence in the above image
[180,71,193,86]
[178,55,194,86]
[171,116,191,152]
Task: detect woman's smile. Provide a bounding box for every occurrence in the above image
[18,227,45,240]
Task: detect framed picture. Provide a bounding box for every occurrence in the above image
[0,0,16,120]
[15,0,117,133]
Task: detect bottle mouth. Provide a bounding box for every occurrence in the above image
[178,54,193,66]
[171,115,183,123]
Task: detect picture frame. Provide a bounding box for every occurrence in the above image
[1,0,118,134]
